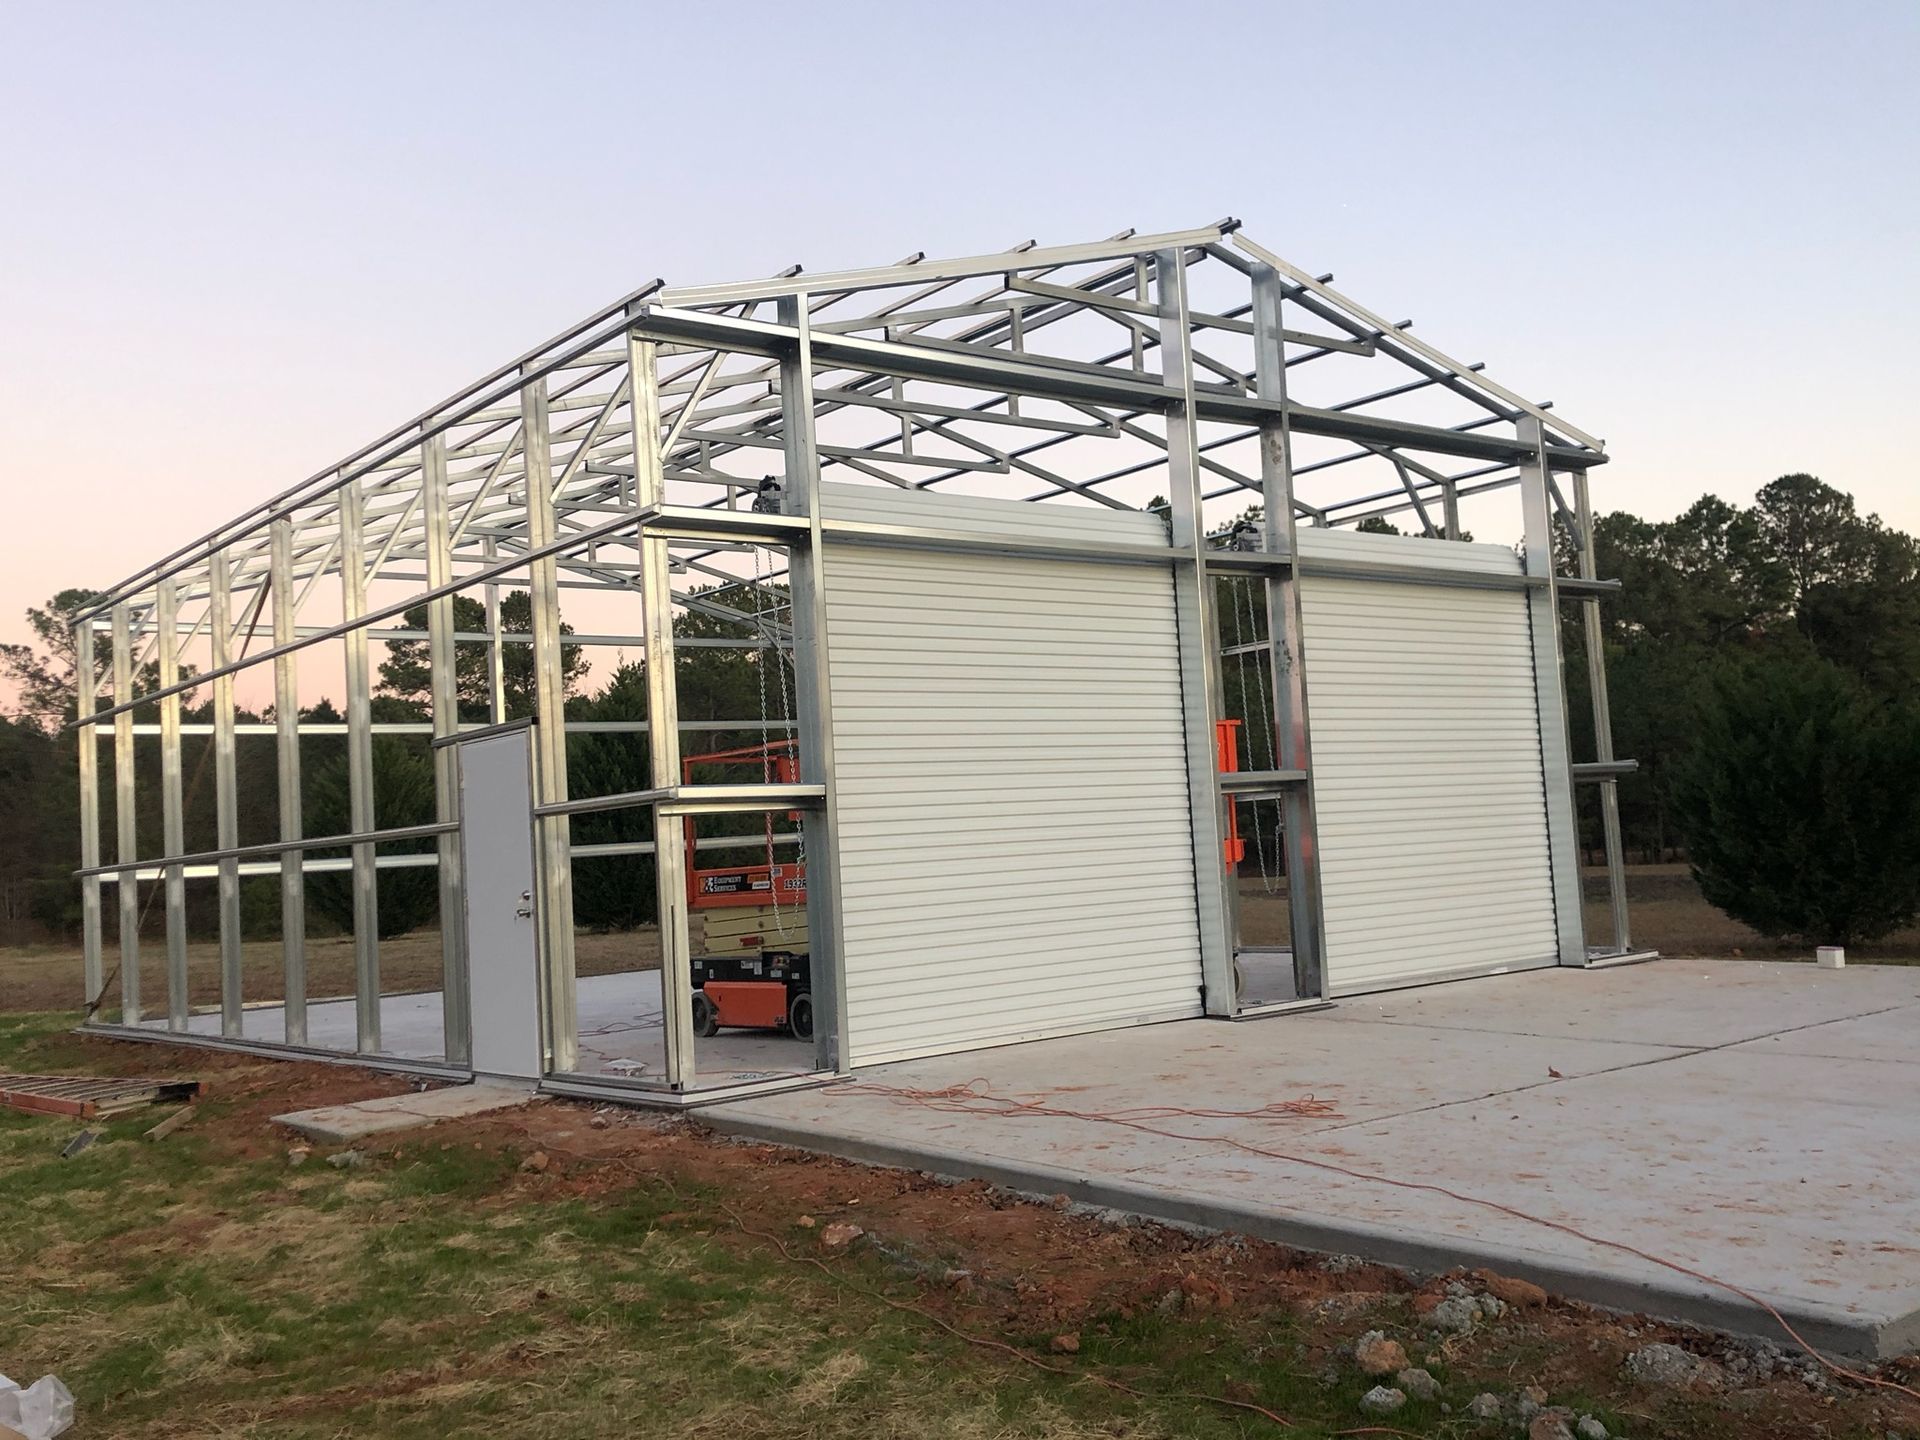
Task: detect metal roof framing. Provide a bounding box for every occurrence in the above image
[77,220,1605,637]
[70,221,1632,1091]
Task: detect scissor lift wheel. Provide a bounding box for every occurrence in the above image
[691,992,719,1038]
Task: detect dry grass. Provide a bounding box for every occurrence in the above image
[2,927,661,1015]
[1233,866,1920,962]
[6,865,1915,1019]
[1580,863,1920,961]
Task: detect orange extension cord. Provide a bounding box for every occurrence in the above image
[833,1078,1920,1406]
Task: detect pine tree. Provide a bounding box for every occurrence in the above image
[1668,654,1920,944]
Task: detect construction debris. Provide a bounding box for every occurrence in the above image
[0,1373,75,1440]
[143,1105,196,1142]
[273,1083,531,1143]
[0,1074,200,1120]
[58,1132,96,1160]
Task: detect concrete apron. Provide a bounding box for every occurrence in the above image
[705,960,1920,1360]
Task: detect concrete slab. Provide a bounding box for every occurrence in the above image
[274,1082,534,1143]
[709,960,1920,1358]
[1321,959,1920,1050]
[1741,1006,1920,1066]
[148,969,816,1088]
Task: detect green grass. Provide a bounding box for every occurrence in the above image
[0,1028,1310,1438]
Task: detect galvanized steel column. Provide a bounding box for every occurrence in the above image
[1575,472,1630,952]
[422,433,470,1064]
[1249,263,1329,1002]
[777,295,851,1074]
[522,376,577,1073]
[630,336,694,1089]
[1518,417,1588,965]
[208,550,244,1034]
[111,605,140,1024]
[483,537,507,725]
[1155,248,1236,1015]
[340,484,382,1050]
[271,519,308,1045]
[155,578,188,1030]
[75,621,103,1009]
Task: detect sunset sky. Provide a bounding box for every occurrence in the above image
[2,0,1916,699]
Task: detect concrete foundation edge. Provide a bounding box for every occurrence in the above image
[702,1110,1918,1361]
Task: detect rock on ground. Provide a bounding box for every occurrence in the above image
[1480,1271,1550,1309]
[1358,1385,1406,1416]
[1353,1330,1408,1376]
[1395,1366,1440,1401]
[1626,1341,1707,1387]
[1466,1391,1504,1421]
[1576,1416,1609,1440]
[1426,1296,1480,1333]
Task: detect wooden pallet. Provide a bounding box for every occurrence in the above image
[0,1074,202,1119]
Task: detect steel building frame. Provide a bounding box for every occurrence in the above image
[70,219,1636,1096]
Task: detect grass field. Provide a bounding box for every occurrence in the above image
[9,865,1914,1018]
[5,1012,1918,1439]
[2,927,661,1017]
[1233,864,1920,962]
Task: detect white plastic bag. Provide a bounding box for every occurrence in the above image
[4,1375,74,1440]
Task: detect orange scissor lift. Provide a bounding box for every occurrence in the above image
[682,740,813,1042]
[678,724,1247,1045]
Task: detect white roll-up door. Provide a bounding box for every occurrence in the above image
[1296,529,1559,995]
[820,484,1204,1067]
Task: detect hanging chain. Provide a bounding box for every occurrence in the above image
[747,543,784,939]
[1238,575,1281,895]
[770,553,799,876]
[751,543,802,940]
[1224,573,1267,899]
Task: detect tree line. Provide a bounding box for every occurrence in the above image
[0,586,777,944]
[5,472,1918,947]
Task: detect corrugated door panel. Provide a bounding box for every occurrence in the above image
[1296,529,1558,994]
[820,485,1204,1067]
